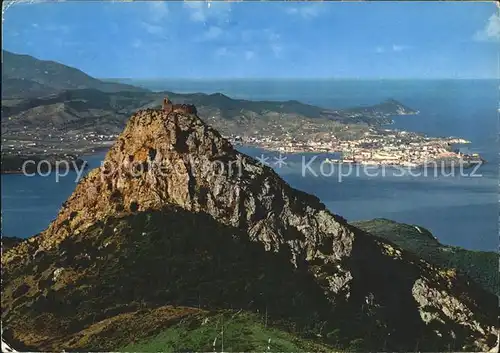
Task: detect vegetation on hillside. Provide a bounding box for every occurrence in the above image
[119,309,334,352]
[353,218,499,295]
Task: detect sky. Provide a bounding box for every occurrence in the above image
[2,0,500,79]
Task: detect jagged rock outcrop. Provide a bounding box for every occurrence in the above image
[353,218,500,296]
[161,97,173,113]
[163,96,197,115]
[2,103,498,351]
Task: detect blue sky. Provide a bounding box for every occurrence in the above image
[3,1,499,79]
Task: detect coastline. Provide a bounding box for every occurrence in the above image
[233,141,483,170]
[78,143,114,157]
[0,154,89,175]
[1,138,482,175]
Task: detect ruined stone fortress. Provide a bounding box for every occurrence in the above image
[162,97,197,115]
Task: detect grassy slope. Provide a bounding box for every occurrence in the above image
[352,218,498,295]
[119,310,333,352]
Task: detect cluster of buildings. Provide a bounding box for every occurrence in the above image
[331,131,472,167]
[2,130,118,155]
[3,114,476,169]
[230,128,473,167]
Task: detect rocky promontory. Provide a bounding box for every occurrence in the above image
[2,101,498,352]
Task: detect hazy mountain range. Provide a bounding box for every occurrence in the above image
[1,50,417,136]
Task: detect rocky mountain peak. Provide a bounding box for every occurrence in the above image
[2,100,498,351]
[9,99,350,265]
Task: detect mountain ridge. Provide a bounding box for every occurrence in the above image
[1,50,149,97]
[1,87,415,144]
[2,50,417,131]
[2,103,497,351]
[353,218,499,296]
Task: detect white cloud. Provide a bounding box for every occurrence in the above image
[268,30,283,58]
[375,44,411,54]
[148,2,169,23]
[132,39,142,48]
[244,50,255,60]
[286,4,322,19]
[241,29,283,58]
[43,24,72,34]
[474,13,500,42]
[184,0,231,24]
[184,1,206,22]
[203,25,223,40]
[215,47,231,57]
[271,44,283,57]
[392,44,410,52]
[134,3,168,40]
[141,21,163,35]
[241,29,279,42]
[268,31,280,42]
[52,38,79,48]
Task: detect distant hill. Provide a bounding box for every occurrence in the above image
[352,218,499,295]
[1,50,149,98]
[2,87,418,139]
[1,88,161,134]
[1,77,60,99]
[1,51,419,133]
[345,98,419,117]
[167,92,326,119]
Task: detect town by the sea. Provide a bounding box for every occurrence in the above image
[2,79,498,251]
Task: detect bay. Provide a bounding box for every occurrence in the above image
[2,79,497,251]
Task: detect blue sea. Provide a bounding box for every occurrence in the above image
[1,79,498,251]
